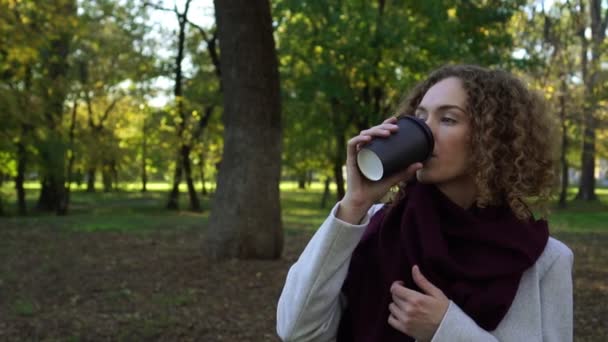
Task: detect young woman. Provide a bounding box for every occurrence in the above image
[276,65,573,342]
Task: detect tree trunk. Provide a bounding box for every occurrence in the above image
[36,1,75,216]
[66,99,78,192]
[576,0,604,201]
[37,173,68,215]
[206,0,283,260]
[102,163,112,193]
[167,152,183,210]
[166,0,191,210]
[333,131,346,202]
[200,152,208,196]
[182,145,201,211]
[297,172,306,189]
[320,177,332,209]
[16,131,27,216]
[36,132,69,215]
[558,79,569,208]
[577,114,597,200]
[111,160,118,191]
[87,167,95,192]
[141,118,147,192]
[307,170,314,188]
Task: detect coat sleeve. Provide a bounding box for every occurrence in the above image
[276,202,383,342]
[540,244,574,342]
[429,301,500,342]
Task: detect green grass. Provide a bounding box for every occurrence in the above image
[1,182,606,234]
[12,298,37,316]
[0,187,208,232]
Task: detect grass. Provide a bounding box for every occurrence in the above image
[1,181,606,234]
[12,298,37,317]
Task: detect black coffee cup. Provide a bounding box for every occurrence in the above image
[356,116,434,181]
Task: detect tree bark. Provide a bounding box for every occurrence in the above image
[200,152,208,196]
[165,0,192,210]
[102,162,112,193]
[321,177,332,209]
[182,145,201,211]
[206,0,283,260]
[36,1,75,215]
[297,172,307,189]
[167,153,183,210]
[333,131,346,202]
[87,167,95,192]
[66,98,78,193]
[141,117,147,192]
[576,0,604,201]
[16,127,27,216]
[558,78,569,208]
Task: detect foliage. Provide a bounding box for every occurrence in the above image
[275,0,527,184]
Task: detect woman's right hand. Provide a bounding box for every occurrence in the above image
[337,117,422,224]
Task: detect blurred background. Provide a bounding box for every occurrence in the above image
[0,0,606,341]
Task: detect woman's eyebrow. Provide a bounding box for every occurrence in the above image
[416,104,466,115]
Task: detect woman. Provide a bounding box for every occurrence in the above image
[276,65,573,341]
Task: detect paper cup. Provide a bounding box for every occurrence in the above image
[357,116,434,181]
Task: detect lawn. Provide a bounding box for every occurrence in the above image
[0,182,606,341]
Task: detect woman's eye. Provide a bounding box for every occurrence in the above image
[441,117,457,124]
[415,112,427,119]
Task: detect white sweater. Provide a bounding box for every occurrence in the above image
[277,202,574,342]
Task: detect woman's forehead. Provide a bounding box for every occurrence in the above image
[419,77,468,109]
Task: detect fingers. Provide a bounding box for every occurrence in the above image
[359,123,399,137]
[383,116,398,124]
[348,122,399,159]
[390,280,422,301]
[347,134,372,154]
[388,302,408,333]
[412,265,444,299]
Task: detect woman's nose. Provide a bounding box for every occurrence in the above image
[425,118,438,137]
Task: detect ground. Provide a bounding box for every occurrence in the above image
[0,223,606,341]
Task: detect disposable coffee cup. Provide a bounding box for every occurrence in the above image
[356,116,434,181]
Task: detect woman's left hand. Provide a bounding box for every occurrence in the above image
[388,265,450,342]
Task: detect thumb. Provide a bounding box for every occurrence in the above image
[412,265,443,298]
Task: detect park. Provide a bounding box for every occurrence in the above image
[1,0,607,341]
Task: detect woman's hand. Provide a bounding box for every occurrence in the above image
[338,117,422,224]
[388,265,450,342]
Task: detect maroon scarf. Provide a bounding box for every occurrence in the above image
[337,181,548,341]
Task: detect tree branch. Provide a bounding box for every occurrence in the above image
[602,7,608,39]
[188,21,221,79]
[193,105,214,140]
[99,97,122,125]
[143,1,175,13]
[85,92,96,129]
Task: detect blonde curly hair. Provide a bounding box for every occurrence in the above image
[393,64,558,220]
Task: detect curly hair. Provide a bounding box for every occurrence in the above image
[391,64,558,220]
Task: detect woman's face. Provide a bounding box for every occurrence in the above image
[414,77,472,185]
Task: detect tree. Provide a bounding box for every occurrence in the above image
[575,0,607,201]
[205,0,283,260]
[509,1,585,208]
[147,0,219,211]
[275,0,525,201]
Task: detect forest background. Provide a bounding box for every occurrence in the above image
[0,0,606,340]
